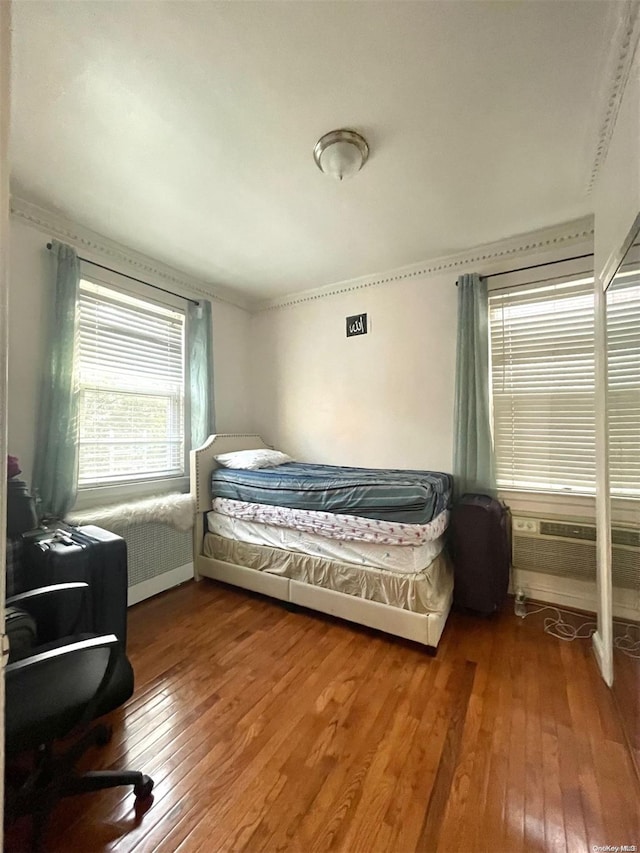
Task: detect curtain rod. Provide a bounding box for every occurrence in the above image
[46,242,200,306]
[482,252,593,280]
[454,252,594,284]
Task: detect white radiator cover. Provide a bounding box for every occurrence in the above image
[67,494,195,605]
[101,520,193,605]
[511,516,640,620]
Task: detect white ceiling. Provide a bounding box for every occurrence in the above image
[11,1,614,300]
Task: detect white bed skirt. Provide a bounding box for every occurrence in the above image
[203,532,452,614]
[196,553,451,648]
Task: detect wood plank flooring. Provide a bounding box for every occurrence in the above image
[612,621,640,781]
[6,580,640,853]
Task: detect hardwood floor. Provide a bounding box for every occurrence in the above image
[612,620,640,781]
[6,580,640,853]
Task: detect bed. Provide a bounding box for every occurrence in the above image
[191,434,454,649]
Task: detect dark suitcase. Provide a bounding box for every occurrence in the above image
[6,606,37,663]
[22,524,128,647]
[449,493,511,614]
[6,478,38,538]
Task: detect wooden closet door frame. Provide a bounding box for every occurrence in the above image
[0,0,11,842]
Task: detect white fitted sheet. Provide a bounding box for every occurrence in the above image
[211,497,449,545]
[206,511,444,574]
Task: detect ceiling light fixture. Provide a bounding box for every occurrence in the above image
[313,129,369,181]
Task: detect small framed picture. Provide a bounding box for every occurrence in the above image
[346,313,367,337]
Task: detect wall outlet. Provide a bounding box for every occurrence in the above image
[513,517,538,533]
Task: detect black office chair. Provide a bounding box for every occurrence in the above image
[4,583,154,850]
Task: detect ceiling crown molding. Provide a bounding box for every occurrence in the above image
[587,0,640,194]
[10,196,253,311]
[10,198,594,315]
[256,216,594,313]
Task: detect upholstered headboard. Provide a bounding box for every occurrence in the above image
[189,434,272,514]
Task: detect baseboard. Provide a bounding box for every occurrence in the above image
[127,562,194,606]
[511,568,639,623]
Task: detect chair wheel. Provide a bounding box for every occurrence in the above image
[134,776,154,799]
[95,724,113,746]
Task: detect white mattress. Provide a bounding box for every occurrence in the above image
[211,497,449,545]
[206,511,444,574]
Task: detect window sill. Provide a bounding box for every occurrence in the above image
[67,490,194,533]
[499,489,639,526]
[498,489,596,521]
[72,476,190,512]
[610,497,640,526]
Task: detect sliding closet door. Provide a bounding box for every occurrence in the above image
[607,233,640,778]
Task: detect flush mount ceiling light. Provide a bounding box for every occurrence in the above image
[313,129,369,181]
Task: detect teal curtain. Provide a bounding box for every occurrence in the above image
[32,240,80,519]
[188,299,214,450]
[453,273,496,497]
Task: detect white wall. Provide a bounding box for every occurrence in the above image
[7,216,254,487]
[250,223,599,477]
[211,296,252,434]
[250,272,458,471]
[249,234,597,476]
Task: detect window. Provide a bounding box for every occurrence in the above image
[489,278,596,495]
[77,278,187,489]
[607,270,640,499]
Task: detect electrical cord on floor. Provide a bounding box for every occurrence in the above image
[518,600,640,659]
[519,603,597,642]
[613,623,640,660]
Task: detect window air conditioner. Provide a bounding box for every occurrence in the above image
[511,517,639,591]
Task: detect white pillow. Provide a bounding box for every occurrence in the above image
[214,448,293,470]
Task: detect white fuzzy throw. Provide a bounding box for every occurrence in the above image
[67,492,195,532]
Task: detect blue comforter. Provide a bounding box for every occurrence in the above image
[210,462,452,524]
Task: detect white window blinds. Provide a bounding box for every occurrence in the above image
[77,279,186,487]
[489,278,595,494]
[607,271,640,498]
